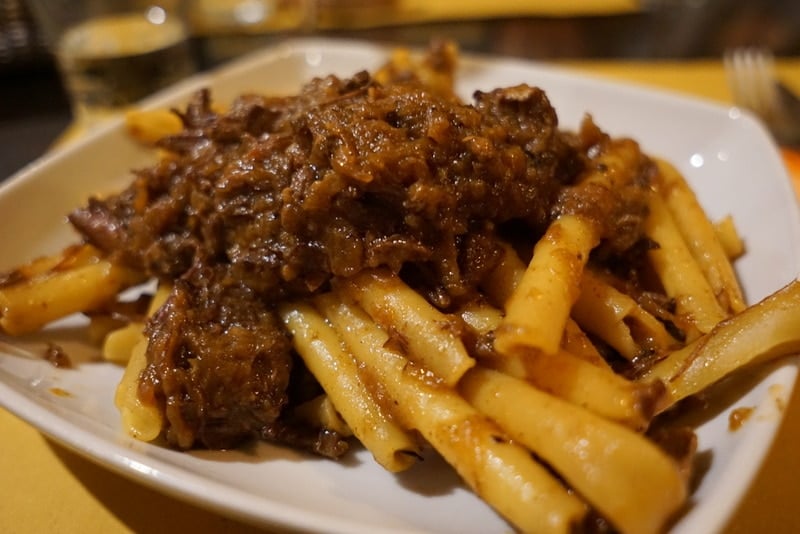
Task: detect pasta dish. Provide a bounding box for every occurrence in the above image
[2,41,800,534]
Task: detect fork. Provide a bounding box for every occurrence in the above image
[724,47,800,148]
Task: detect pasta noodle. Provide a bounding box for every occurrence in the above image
[110,283,171,438]
[494,133,651,359]
[338,269,475,386]
[643,193,729,337]
[714,214,746,261]
[0,258,142,335]
[642,279,800,406]
[571,269,678,360]
[114,336,162,441]
[495,213,600,356]
[280,299,421,472]
[102,321,147,365]
[293,394,353,437]
[561,318,612,369]
[460,367,687,534]
[481,342,666,430]
[456,297,664,429]
[125,109,184,146]
[316,291,589,534]
[654,158,746,314]
[478,241,527,307]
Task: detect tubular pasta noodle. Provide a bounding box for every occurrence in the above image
[0,260,143,336]
[571,269,678,360]
[493,135,666,359]
[561,318,612,370]
[479,241,527,308]
[0,244,100,288]
[495,213,600,357]
[318,293,588,534]
[457,299,658,427]
[114,336,163,441]
[479,241,610,369]
[654,158,746,314]
[111,283,173,439]
[457,300,505,337]
[337,268,475,386]
[293,394,353,437]
[478,243,609,369]
[481,344,665,430]
[103,322,147,364]
[459,298,609,370]
[87,312,130,346]
[125,109,184,146]
[460,367,688,534]
[280,299,420,473]
[643,279,800,406]
[644,193,728,337]
[714,215,745,261]
[102,284,172,364]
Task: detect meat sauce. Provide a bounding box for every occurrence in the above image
[68,49,655,453]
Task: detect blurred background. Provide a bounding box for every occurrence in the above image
[0,0,798,178]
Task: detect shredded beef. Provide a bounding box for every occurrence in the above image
[137,266,294,450]
[68,64,654,453]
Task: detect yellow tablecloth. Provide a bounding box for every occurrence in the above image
[2,57,800,534]
[190,0,640,34]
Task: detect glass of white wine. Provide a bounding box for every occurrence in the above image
[25,0,196,122]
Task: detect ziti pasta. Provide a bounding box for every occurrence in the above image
[2,41,800,533]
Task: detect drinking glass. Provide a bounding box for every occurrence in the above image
[25,0,196,121]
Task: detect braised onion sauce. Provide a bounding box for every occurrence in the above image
[68,61,655,453]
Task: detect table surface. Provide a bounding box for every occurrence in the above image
[1,13,800,534]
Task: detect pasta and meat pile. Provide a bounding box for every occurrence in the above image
[3,42,800,534]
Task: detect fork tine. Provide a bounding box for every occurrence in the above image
[749,48,779,119]
[723,49,746,107]
[725,47,800,147]
[724,47,780,120]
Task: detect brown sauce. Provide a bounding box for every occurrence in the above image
[66,47,656,454]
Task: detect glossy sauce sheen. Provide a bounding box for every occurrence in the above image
[68,65,654,452]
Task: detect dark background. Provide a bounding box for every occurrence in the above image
[1,0,798,180]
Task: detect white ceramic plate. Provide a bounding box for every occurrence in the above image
[1,38,799,534]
